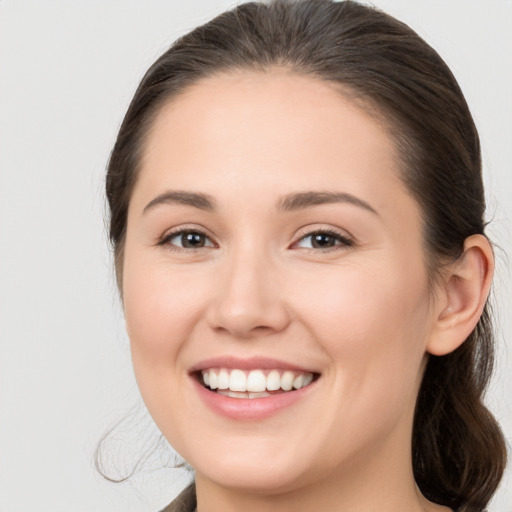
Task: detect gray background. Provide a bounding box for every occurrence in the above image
[0,1,510,510]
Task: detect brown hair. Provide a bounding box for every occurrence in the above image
[105,1,507,509]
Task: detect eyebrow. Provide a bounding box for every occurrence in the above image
[143,190,377,215]
[277,191,378,215]
[143,191,216,214]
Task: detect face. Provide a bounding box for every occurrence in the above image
[123,70,437,494]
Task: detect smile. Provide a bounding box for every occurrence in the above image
[201,368,315,399]
[190,357,320,419]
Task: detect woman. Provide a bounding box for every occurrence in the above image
[104,0,507,511]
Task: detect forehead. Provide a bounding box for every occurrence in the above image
[135,69,413,219]
[144,68,395,160]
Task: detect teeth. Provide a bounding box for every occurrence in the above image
[293,374,304,389]
[281,371,294,391]
[247,370,266,392]
[229,369,247,392]
[217,390,272,399]
[218,390,251,399]
[209,370,218,390]
[266,370,281,391]
[201,368,315,395]
[249,391,271,398]
[217,369,229,390]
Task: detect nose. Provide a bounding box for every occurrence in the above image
[205,248,291,338]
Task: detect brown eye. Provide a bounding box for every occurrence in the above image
[295,230,353,250]
[164,230,215,249]
[310,233,338,248]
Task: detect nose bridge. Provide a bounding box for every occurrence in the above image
[229,240,276,305]
[207,237,289,337]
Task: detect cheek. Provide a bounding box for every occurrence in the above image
[292,258,431,401]
[124,263,205,361]
[121,242,211,404]
[122,254,214,436]
[296,267,430,457]
[295,257,429,338]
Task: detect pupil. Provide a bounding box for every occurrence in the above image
[312,233,334,248]
[183,232,204,248]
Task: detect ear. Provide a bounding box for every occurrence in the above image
[427,234,494,356]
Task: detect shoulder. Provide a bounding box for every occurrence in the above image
[159,482,197,512]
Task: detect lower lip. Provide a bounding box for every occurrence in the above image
[191,376,317,421]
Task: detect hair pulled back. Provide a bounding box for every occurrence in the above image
[105,1,507,510]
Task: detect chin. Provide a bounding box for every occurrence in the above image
[189,442,312,494]
[198,465,307,495]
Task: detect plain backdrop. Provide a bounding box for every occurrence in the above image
[0,1,510,511]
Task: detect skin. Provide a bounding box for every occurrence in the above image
[122,69,491,512]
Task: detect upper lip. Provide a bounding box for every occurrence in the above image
[189,356,318,374]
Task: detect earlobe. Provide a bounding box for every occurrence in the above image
[427,234,494,356]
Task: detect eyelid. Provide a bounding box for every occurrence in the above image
[290,225,355,251]
[156,223,355,252]
[157,224,218,250]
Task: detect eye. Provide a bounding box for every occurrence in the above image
[160,229,216,250]
[293,229,353,250]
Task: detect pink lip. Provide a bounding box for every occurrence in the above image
[191,376,317,421]
[189,356,319,421]
[189,356,316,373]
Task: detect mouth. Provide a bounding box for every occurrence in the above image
[195,368,318,399]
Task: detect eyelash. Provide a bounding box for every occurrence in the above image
[293,228,354,251]
[158,228,217,251]
[158,226,354,253]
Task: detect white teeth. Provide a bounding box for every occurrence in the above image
[247,370,266,392]
[229,369,247,392]
[209,369,218,389]
[266,370,281,391]
[201,368,315,396]
[293,374,304,389]
[249,391,271,398]
[217,390,272,399]
[217,390,250,399]
[281,371,294,391]
[217,369,229,390]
